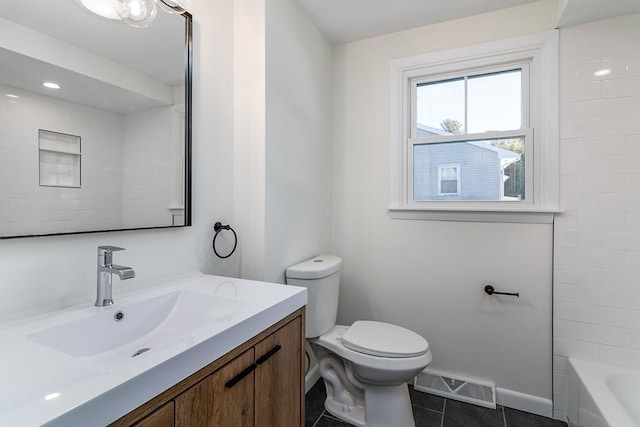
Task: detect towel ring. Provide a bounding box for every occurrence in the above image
[212,222,237,259]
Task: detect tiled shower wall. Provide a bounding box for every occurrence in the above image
[0,83,179,236]
[0,84,124,236]
[122,106,179,228]
[554,13,640,420]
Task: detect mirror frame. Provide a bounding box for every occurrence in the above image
[0,12,193,240]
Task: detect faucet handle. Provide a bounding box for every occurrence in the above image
[98,246,125,254]
[98,246,126,266]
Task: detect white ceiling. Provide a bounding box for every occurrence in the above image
[0,0,186,114]
[0,0,185,85]
[0,47,167,115]
[294,0,640,45]
[556,0,640,27]
[293,0,540,44]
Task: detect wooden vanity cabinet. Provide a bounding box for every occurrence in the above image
[254,318,302,427]
[110,308,304,427]
[176,348,255,426]
[132,402,174,427]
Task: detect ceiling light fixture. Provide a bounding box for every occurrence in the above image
[81,0,191,28]
[6,94,20,99]
[80,0,121,20]
[594,69,611,77]
[113,0,158,28]
[156,0,191,14]
[114,0,190,28]
[43,82,61,89]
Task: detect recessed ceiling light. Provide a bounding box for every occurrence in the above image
[594,69,611,77]
[43,82,61,89]
[6,94,20,99]
[79,0,121,20]
[44,392,60,401]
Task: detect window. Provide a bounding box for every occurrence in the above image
[39,130,81,188]
[412,67,529,202]
[437,164,460,196]
[390,31,559,221]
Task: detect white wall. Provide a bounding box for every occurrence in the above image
[0,83,124,237]
[553,13,640,420]
[332,0,558,411]
[231,0,333,282]
[0,0,236,323]
[122,106,176,228]
[232,0,266,281]
[264,0,333,283]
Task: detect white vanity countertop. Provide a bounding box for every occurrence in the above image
[0,273,307,427]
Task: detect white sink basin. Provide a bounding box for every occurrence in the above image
[0,272,306,427]
[27,290,242,358]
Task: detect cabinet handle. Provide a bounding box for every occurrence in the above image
[256,345,282,365]
[225,363,256,388]
[225,344,282,388]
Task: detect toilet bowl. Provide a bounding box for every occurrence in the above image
[286,255,432,427]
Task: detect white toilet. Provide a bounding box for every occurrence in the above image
[286,255,432,427]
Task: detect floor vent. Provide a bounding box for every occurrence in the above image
[414,369,496,409]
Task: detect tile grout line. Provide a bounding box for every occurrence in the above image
[415,406,446,416]
[311,409,326,427]
[440,398,447,427]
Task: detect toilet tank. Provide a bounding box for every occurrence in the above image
[286,255,342,338]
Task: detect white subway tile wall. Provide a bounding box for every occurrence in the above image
[0,83,124,236]
[554,13,640,420]
[122,107,177,228]
[0,83,177,236]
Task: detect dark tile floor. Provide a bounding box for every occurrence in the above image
[305,380,568,427]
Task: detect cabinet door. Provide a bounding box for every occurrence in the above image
[133,401,174,427]
[175,348,255,427]
[254,317,302,427]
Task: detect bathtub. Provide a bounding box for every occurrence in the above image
[568,358,640,427]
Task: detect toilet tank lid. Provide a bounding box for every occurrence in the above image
[286,255,342,280]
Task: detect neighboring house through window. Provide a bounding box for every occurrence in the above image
[390,31,559,222]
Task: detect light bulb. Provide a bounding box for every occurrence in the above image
[80,0,120,20]
[156,0,191,14]
[113,0,157,28]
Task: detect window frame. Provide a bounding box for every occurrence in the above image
[437,163,461,196]
[389,31,559,223]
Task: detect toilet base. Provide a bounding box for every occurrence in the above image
[315,347,416,427]
[324,383,415,427]
[310,324,429,427]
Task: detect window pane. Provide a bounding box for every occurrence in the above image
[441,180,458,194]
[440,166,458,180]
[413,137,525,201]
[467,70,521,133]
[416,78,465,136]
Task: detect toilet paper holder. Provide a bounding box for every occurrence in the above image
[484,285,519,298]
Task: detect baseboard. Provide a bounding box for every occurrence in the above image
[496,387,553,417]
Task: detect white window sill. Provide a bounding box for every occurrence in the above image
[388,207,560,224]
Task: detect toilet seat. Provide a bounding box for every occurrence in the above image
[313,325,432,375]
[341,321,429,358]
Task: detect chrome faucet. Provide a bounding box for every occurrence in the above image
[95,246,135,307]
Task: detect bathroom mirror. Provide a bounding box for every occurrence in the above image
[0,0,192,238]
